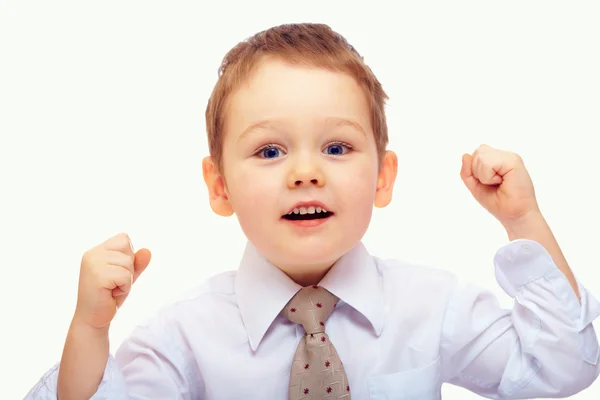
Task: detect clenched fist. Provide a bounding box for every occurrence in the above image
[73,233,152,330]
[460,144,540,227]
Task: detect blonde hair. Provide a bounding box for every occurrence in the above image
[205,23,389,170]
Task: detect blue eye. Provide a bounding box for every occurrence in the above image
[259,146,282,159]
[325,143,350,156]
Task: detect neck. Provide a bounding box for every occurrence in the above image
[280,260,337,287]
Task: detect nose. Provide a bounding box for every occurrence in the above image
[287,159,325,188]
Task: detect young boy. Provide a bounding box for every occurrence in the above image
[27,23,599,400]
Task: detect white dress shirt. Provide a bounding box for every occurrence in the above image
[26,239,600,399]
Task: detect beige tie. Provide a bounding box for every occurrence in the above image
[282,286,351,399]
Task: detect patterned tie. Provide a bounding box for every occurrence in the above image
[282,286,351,399]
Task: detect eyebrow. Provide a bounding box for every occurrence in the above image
[238,120,280,141]
[326,117,367,137]
[237,117,367,141]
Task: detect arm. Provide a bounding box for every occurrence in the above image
[440,239,600,398]
[448,146,600,397]
[26,235,201,399]
[56,319,110,400]
[25,318,202,400]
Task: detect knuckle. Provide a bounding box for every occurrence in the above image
[117,252,135,272]
[108,265,130,288]
[110,233,133,253]
[124,256,135,271]
[118,272,133,291]
[117,232,130,241]
[118,233,131,246]
[108,251,134,271]
[118,266,131,280]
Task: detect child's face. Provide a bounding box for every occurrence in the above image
[205,58,396,283]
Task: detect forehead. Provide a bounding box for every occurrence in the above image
[223,58,372,137]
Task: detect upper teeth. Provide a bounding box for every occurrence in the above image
[290,206,328,215]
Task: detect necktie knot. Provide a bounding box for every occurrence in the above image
[282,286,339,334]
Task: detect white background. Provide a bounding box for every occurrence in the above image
[1,1,599,398]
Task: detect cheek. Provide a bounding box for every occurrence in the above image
[226,166,281,214]
[334,160,379,207]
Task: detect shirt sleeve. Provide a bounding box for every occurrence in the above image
[440,239,600,399]
[24,355,127,400]
[24,317,202,399]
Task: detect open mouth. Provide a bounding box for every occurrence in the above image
[282,206,333,221]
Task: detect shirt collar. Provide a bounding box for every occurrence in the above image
[235,241,385,351]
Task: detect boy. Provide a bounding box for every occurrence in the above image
[27,23,599,399]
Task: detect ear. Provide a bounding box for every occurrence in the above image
[202,156,234,217]
[374,150,398,208]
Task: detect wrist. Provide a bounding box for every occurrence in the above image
[70,315,110,339]
[502,210,547,241]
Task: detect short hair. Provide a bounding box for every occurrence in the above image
[205,23,389,171]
